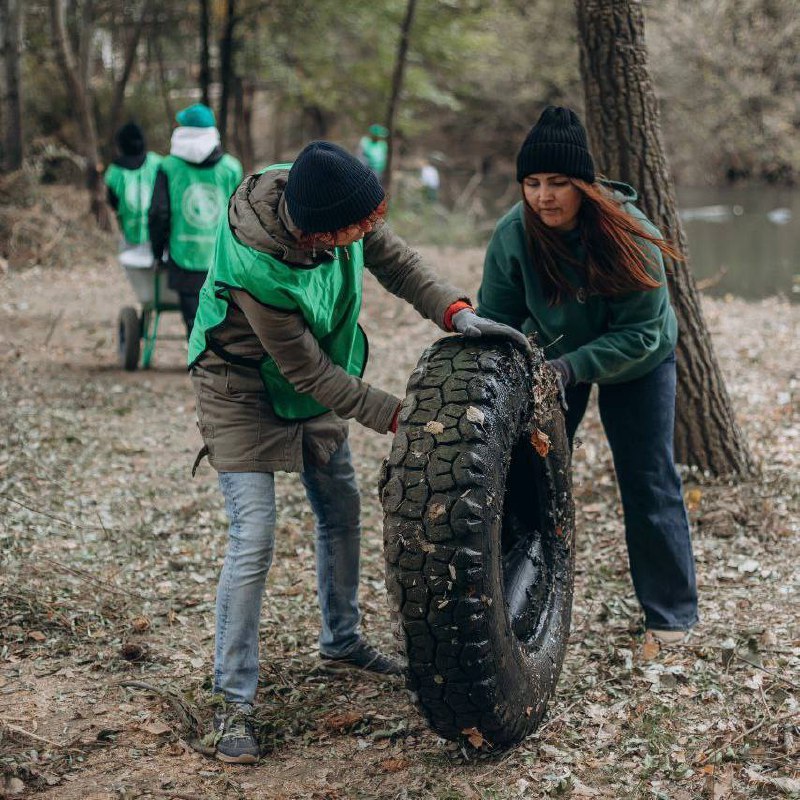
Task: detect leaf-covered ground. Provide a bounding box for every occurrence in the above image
[0,244,798,799]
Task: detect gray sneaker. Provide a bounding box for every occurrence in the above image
[320,639,404,678]
[213,703,259,764]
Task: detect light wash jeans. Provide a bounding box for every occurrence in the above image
[213,441,362,705]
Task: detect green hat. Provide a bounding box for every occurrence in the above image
[368,123,389,138]
[176,103,216,128]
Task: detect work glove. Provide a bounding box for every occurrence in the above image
[546,357,574,412]
[451,308,532,353]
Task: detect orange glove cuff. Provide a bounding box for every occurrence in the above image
[443,301,473,331]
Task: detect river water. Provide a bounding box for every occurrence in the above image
[676,186,798,301]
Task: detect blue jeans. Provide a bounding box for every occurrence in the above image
[214,441,362,705]
[565,352,698,631]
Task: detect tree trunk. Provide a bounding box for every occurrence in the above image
[152,27,175,124]
[1,0,24,171]
[107,0,150,157]
[383,0,417,197]
[218,0,237,145]
[575,0,754,476]
[233,77,255,172]
[49,0,111,229]
[199,0,211,107]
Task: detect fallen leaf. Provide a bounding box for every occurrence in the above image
[685,488,702,511]
[465,406,485,425]
[642,632,660,661]
[131,616,150,632]
[27,630,46,642]
[427,503,446,520]
[571,777,601,797]
[713,765,734,800]
[379,758,409,773]
[140,721,171,736]
[745,768,800,794]
[320,711,364,733]
[4,777,25,796]
[462,726,485,749]
[530,429,551,457]
[424,420,444,435]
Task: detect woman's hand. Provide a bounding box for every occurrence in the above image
[451,308,532,352]
[546,357,574,411]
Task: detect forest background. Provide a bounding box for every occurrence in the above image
[2,0,799,217]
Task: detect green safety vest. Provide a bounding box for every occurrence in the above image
[188,166,368,420]
[359,137,388,175]
[104,152,162,245]
[160,153,242,271]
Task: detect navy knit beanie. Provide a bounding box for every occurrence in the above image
[115,122,146,156]
[285,141,385,234]
[516,106,595,183]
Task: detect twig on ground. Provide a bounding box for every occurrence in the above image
[735,652,800,691]
[118,680,215,757]
[1,493,106,531]
[34,556,151,602]
[0,717,66,748]
[697,708,800,765]
[43,309,64,346]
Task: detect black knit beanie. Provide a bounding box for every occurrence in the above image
[516,106,595,183]
[115,122,146,157]
[284,141,385,234]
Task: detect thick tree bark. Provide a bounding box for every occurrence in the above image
[199,0,211,107]
[218,0,238,145]
[1,0,24,171]
[575,0,754,476]
[49,0,111,229]
[383,0,417,197]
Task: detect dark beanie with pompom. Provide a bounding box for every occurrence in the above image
[516,106,595,183]
[284,141,385,234]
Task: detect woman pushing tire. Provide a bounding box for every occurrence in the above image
[380,336,575,746]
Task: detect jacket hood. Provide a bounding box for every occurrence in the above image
[228,168,336,266]
[170,126,222,164]
[600,179,638,204]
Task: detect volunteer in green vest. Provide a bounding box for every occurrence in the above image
[149,103,242,337]
[105,122,162,250]
[189,141,529,763]
[477,106,698,648]
[357,123,389,181]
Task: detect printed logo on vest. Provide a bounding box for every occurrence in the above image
[181,184,223,229]
[125,180,152,213]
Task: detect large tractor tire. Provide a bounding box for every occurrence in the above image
[380,337,575,746]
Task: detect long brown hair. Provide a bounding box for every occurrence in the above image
[523,179,683,305]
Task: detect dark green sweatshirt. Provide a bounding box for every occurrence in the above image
[477,182,677,385]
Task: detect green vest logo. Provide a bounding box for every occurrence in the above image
[181,184,223,229]
[125,181,152,213]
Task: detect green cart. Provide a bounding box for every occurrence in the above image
[117,247,183,370]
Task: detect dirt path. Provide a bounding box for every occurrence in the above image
[1,252,798,799]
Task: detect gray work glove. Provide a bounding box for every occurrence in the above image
[546,357,574,411]
[451,308,532,353]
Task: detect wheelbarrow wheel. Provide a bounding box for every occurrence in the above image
[118,306,141,371]
[380,337,575,747]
